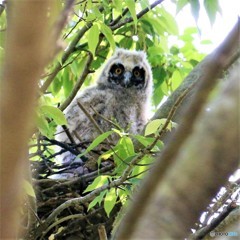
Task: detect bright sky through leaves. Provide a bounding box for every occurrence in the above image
[162,0,240,53]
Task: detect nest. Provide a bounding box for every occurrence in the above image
[29,137,121,240]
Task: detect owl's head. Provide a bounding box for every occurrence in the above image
[97,48,152,95]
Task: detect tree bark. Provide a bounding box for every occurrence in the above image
[0,0,52,238]
[115,62,240,239]
[114,19,240,239]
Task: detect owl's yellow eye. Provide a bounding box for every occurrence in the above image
[134,70,140,77]
[115,68,122,75]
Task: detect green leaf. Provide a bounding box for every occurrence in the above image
[88,196,100,210]
[35,114,51,138]
[131,155,154,179]
[92,6,104,21]
[134,135,163,152]
[79,131,113,157]
[99,23,116,51]
[113,137,136,174]
[158,9,179,35]
[119,37,133,49]
[112,0,122,13]
[200,39,212,45]
[104,188,117,217]
[86,12,97,22]
[139,0,150,9]
[145,119,178,136]
[143,15,164,36]
[99,148,115,161]
[176,0,188,14]
[170,70,182,90]
[70,61,79,77]
[161,80,169,95]
[204,0,221,25]
[145,119,163,136]
[62,68,74,98]
[84,175,109,193]
[23,180,36,198]
[122,136,135,155]
[88,190,107,211]
[51,75,62,95]
[88,24,100,57]
[152,83,164,107]
[125,0,138,27]
[40,105,67,125]
[190,0,200,23]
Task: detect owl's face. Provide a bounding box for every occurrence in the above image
[97,48,152,93]
[108,63,145,89]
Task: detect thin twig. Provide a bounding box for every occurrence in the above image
[59,53,93,111]
[44,138,79,156]
[90,105,120,130]
[77,101,104,134]
[40,214,85,240]
[62,125,77,145]
[76,100,128,164]
[40,22,92,93]
[52,0,75,53]
[41,51,82,78]
[189,202,238,240]
[144,83,195,152]
[109,7,129,26]
[40,164,114,195]
[200,181,239,228]
[111,0,165,31]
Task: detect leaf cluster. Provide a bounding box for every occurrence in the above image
[1,0,222,237]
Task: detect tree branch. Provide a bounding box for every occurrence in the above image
[59,53,93,111]
[40,22,92,93]
[0,0,53,238]
[152,27,240,122]
[77,101,104,134]
[40,0,165,94]
[189,202,238,239]
[114,19,240,240]
[111,0,165,31]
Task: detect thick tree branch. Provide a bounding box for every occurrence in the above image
[206,208,240,239]
[0,0,52,238]
[189,202,238,239]
[114,19,240,240]
[118,62,240,239]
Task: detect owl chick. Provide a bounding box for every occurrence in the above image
[56,48,152,164]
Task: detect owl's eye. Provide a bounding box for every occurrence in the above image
[134,70,140,77]
[115,68,123,75]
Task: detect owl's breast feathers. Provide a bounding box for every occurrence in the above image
[55,49,152,166]
[61,85,148,142]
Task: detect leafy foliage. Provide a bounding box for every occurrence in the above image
[25,0,220,219]
[0,0,223,238]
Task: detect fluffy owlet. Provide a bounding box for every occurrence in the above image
[56,48,153,164]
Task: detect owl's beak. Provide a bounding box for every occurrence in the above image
[123,71,132,87]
